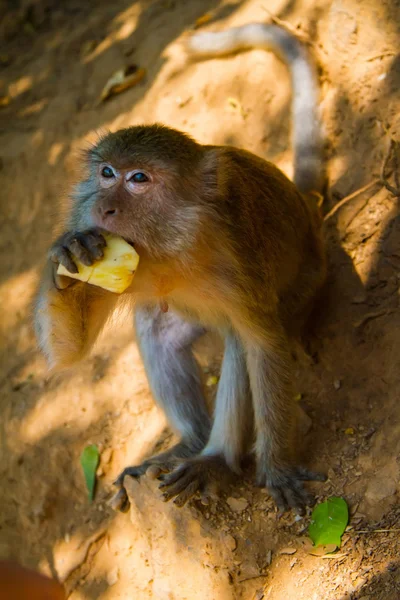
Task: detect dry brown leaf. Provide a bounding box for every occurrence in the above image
[194,13,212,29]
[100,65,146,102]
[0,95,11,108]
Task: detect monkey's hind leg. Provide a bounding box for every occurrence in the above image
[159,332,252,507]
[246,322,326,513]
[113,307,211,501]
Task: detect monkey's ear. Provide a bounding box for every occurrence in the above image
[35,265,119,370]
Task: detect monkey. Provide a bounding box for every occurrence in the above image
[34,23,327,513]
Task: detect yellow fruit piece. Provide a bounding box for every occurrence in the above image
[57,233,139,294]
[206,375,219,387]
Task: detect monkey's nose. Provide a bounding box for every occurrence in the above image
[99,205,121,218]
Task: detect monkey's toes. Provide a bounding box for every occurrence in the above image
[113,465,148,488]
[263,465,326,514]
[159,464,202,507]
[159,455,228,507]
[108,488,130,513]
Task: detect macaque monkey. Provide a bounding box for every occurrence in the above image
[35,23,327,512]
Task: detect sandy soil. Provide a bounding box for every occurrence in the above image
[1,0,400,598]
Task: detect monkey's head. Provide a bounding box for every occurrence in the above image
[75,124,217,261]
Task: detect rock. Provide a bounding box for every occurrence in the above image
[279,547,297,555]
[223,534,237,552]
[365,468,397,504]
[295,404,312,437]
[107,567,119,586]
[362,461,399,520]
[124,476,233,599]
[333,379,341,390]
[226,497,249,512]
[101,448,113,464]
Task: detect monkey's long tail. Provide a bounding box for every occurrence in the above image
[186,23,324,195]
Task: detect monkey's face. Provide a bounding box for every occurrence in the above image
[76,126,214,262]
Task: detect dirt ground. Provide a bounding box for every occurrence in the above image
[1,0,400,598]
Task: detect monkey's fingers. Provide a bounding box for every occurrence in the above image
[108,487,130,513]
[158,463,187,487]
[68,232,105,266]
[173,480,201,507]
[146,464,171,480]
[268,486,288,513]
[268,481,315,514]
[50,246,78,274]
[294,467,327,482]
[159,467,201,505]
[113,465,147,488]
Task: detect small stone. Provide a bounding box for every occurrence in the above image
[107,567,119,586]
[102,448,113,464]
[279,547,297,555]
[224,534,237,552]
[226,497,249,512]
[265,550,272,566]
[365,466,397,504]
[294,514,303,522]
[333,379,341,390]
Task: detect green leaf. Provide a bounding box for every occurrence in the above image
[308,497,349,548]
[80,444,100,502]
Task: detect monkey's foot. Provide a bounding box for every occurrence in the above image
[259,465,327,514]
[111,442,201,512]
[158,455,231,507]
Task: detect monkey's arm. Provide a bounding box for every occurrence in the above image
[187,23,323,194]
[34,230,119,370]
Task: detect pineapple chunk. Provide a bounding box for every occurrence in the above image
[57,233,139,294]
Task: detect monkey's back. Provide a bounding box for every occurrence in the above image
[209,147,326,329]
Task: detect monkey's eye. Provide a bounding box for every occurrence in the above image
[101,166,115,178]
[130,172,149,183]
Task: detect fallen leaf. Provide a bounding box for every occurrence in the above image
[0,95,11,107]
[80,444,100,502]
[100,65,146,102]
[345,427,355,435]
[194,13,212,29]
[206,375,219,387]
[309,497,349,548]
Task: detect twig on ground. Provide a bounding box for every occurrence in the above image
[366,51,396,62]
[324,180,380,221]
[354,309,394,329]
[380,138,400,197]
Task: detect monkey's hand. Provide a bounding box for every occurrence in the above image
[49,229,106,289]
[158,455,231,507]
[260,465,327,514]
